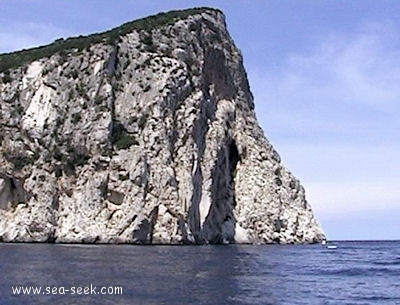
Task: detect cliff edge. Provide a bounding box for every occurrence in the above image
[0,8,325,244]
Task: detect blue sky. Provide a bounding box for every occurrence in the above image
[1,1,399,240]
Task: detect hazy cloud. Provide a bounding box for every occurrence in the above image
[249,21,400,143]
[247,21,400,239]
[286,21,400,109]
[0,21,71,53]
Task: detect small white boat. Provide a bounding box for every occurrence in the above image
[327,245,338,249]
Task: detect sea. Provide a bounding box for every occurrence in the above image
[0,241,399,305]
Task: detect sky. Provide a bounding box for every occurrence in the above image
[1,1,399,241]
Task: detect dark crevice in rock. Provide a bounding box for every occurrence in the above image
[51,190,60,210]
[0,175,30,210]
[117,215,137,238]
[107,190,125,205]
[188,162,202,243]
[61,145,91,176]
[46,230,56,243]
[188,94,217,244]
[178,216,195,245]
[133,219,151,244]
[202,48,236,100]
[228,139,240,208]
[203,137,239,244]
[110,120,138,150]
[105,45,119,153]
[3,149,36,171]
[132,206,158,244]
[105,46,118,77]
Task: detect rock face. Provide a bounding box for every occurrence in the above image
[0,8,325,244]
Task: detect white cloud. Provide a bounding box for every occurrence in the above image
[247,21,400,228]
[289,23,400,110]
[249,21,400,143]
[277,141,400,218]
[308,180,400,215]
[278,141,400,182]
[319,206,400,240]
[276,140,400,219]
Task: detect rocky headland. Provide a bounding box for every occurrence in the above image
[0,8,325,244]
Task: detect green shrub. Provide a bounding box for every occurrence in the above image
[70,69,79,79]
[123,59,131,69]
[71,112,81,124]
[111,121,138,150]
[0,7,222,72]
[4,151,33,170]
[61,146,91,175]
[94,95,105,105]
[76,83,87,97]
[119,173,129,181]
[114,133,136,150]
[2,71,12,83]
[141,34,152,46]
[16,105,24,114]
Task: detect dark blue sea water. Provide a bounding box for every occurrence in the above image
[0,241,399,305]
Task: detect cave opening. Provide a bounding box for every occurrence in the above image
[203,137,241,244]
[228,140,240,191]
[228,139,240,207]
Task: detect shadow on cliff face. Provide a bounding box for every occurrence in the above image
[188,47,241,244]
[202,48,236,101]
[203,138,240,244]
[0,174,30,210]
[188,94,213,243]
[132,207,158,245]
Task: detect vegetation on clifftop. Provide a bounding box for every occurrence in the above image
[0,7,221,73]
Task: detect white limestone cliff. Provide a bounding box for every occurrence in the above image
[0,8,325,244]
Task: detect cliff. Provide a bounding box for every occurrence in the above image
[0,8,325,244]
